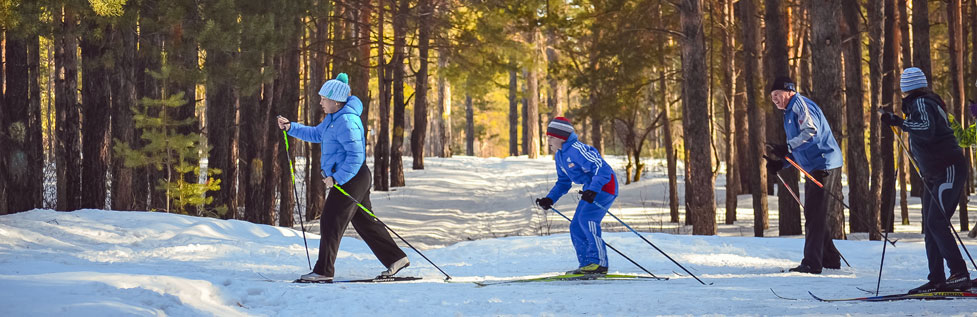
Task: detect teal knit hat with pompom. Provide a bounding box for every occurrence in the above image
[319,73,351,102]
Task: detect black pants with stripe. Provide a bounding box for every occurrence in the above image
[920,156,968,283]
[800,168,842,271]
[312,164,407,277]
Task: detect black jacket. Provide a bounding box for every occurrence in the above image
[900,91,964,178]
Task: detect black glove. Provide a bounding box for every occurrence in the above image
[880,112,904,127]
[764,156,784,176]
[580,190,597,203]
[535,197,553,210]
[765,143,789,158]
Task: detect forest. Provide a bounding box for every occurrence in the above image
[2,0,977,239]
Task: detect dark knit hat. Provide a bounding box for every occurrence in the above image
[546,117,574,141]
[769,76,796,93]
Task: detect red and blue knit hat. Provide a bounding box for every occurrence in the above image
[546,117,574,140]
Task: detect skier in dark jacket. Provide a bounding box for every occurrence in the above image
[881,67,973,294]
[764,76,844,274]
[278,73,409,282]
[535,117,618,275]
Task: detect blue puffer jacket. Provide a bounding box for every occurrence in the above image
[546,133,618,202]
[782,93,843,172]
[287,96,365,185]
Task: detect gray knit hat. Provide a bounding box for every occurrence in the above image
[319,73,351,102]
[546,117,574,140]
[900,67,928,93]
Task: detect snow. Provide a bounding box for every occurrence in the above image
[3,155,977,316]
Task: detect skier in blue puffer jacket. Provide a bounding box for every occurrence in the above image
[535,117,618,275]
[277,73,408,283]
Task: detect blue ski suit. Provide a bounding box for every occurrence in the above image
[546,133,618,268]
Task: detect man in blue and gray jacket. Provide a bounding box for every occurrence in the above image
[764,76,844,274]
[535,117,618,275]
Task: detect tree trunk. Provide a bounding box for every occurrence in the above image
[0,31,4,214]
[389,0,408,187]
[466,94,474,156]
[306,0,329,217]
[906,0,929,199]
[509,68,519,156]
[680,0,716,235]
[137,0,163,212]
[240,11,277,225]
[55,6,82,211]
[436,49,452,158]
[3,30,43,213]
[723,0,738,225]
[277,16,302,228]
[947,0,970,231]
[656,2,679,223]
[522,69,529,155]
[887,0,903,228]
[526,31,541,159]
[111,9,137,211]
[841,0,878,239]
[739,0,767,237]
[867,0,885,241]
[410,0,431,169]
[204,39,238,219]
[80,22,113,210]
[374,0,391,191]
[765,0,800,235]
[355,0,372,138]
[809,0,846,240]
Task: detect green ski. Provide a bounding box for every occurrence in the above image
[474,273,666,287]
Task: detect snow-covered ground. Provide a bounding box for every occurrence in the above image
[3,155,977,316]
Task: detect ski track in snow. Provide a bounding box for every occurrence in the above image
[3,156,977,316]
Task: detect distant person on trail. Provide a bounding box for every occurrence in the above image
[764,76,844,275]
[881,67,973,294]
[535,117,618,275]
[277,73,409,283]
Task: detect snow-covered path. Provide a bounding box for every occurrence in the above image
[3,156,976,316]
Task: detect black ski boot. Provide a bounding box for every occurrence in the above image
[939,272,972,291]
[908,281,940,294]
[788,264,821,274]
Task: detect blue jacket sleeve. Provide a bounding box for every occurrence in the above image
[286,122,324,143]
[331,115,365,185]
[546,159,573,202]
[574,146,612,193]
[786,100,819,153]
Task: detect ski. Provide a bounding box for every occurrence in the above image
[474,273,666,287]
[808,290,977,302]
[293,276,423,284]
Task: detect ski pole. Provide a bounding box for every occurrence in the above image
[332,183,452,280]
[772,155,897,247]
[543,205,667,280]
[772,173,852,268]
[890,125,977,272]
[875,226,891,296]
[586,198,710,285]
[281,130,313,271]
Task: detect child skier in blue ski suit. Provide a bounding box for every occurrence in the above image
[535,117,618,274]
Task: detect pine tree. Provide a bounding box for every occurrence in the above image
[114,67,221,216]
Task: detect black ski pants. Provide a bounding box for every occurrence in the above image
[800,167,842,271]
[920,157,968,283]
[312,164,407,277]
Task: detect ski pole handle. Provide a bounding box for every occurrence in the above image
[783,156,824,188]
